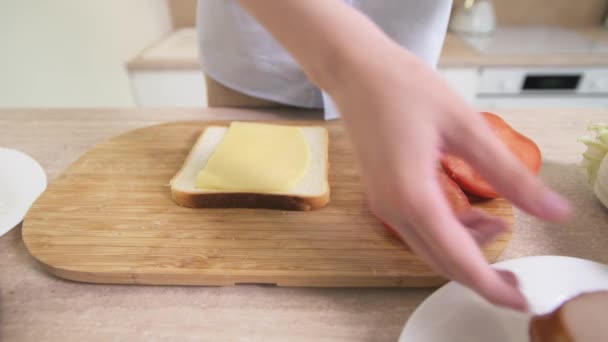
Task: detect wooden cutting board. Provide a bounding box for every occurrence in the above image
[22,121,513,287]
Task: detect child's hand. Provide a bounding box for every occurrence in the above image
[239,0,571,311]
[329,47,571,311]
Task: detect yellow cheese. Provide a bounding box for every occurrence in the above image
[196,122,311,192]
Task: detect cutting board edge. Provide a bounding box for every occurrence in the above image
[30,258,450,288]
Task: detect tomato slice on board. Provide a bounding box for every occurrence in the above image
[438,170,472,214]
[381,171,471,240]
[441,112,542,199]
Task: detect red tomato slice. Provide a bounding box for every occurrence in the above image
[381,171,471,240]
[441,112,542,199]
[438,171,472,214]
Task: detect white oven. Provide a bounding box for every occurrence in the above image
[474,67,608,109]
[455,26,608,109]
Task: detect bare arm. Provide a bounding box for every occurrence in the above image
[239,0,571,311]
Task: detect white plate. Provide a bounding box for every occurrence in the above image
[0,148,47,237]
[400,255,608,342]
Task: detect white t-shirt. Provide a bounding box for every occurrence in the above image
[197,0,452,119]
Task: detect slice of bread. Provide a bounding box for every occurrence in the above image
[529,290,608,342]
[170,125,330,211]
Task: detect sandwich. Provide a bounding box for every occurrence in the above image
[170,121,330,211]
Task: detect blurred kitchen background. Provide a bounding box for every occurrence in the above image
[1,0,607,109]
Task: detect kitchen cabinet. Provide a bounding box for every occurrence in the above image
[127,27,608,109]
[475,67,608,109]
[129,67,481,108]
[437,67,480,104]
[129,69,207,107]
[129,66,608,109]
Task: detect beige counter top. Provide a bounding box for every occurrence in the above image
[2,107,608,341]
[127,27,608,70]
[440,27,608,67]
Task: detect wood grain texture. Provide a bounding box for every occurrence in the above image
[21,120,513,287]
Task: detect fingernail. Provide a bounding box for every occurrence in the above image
[507,291,529,312]
[498,270,519,287]
[542,190,572,220]
[514,294,529,312]
[504,288,529,312]
[493,270,529,312]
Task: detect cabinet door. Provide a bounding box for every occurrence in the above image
[129,68,481,108]
[130,70,207,107]
[438,68,479,105]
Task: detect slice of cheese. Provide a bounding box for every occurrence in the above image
[195,122,311,192]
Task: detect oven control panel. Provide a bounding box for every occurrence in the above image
[478,68,608,95]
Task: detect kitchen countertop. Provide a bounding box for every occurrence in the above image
[127,27,608,70]
[2,107,608,341]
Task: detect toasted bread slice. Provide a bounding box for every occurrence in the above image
[170,125,330,211]
[529,290,608,342]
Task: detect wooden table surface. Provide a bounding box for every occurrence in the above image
[2,107,608,341]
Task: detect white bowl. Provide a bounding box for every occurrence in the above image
[0,148,47,237]
[400,255,608,342]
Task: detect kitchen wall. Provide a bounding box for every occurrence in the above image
[170,0,608,29]
[455,0,608,27]
[168,0,197,28]
[0,0,171,107]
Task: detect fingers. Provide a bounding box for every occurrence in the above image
[371,126,527,311]
[434,219,528,311]
[386,206,507,287]
[458,208,508,246]
[385,218,455,279]
[443,113,571,222]
[474,268,529,311]
[497,270,520,288]
[404,179,529,311]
